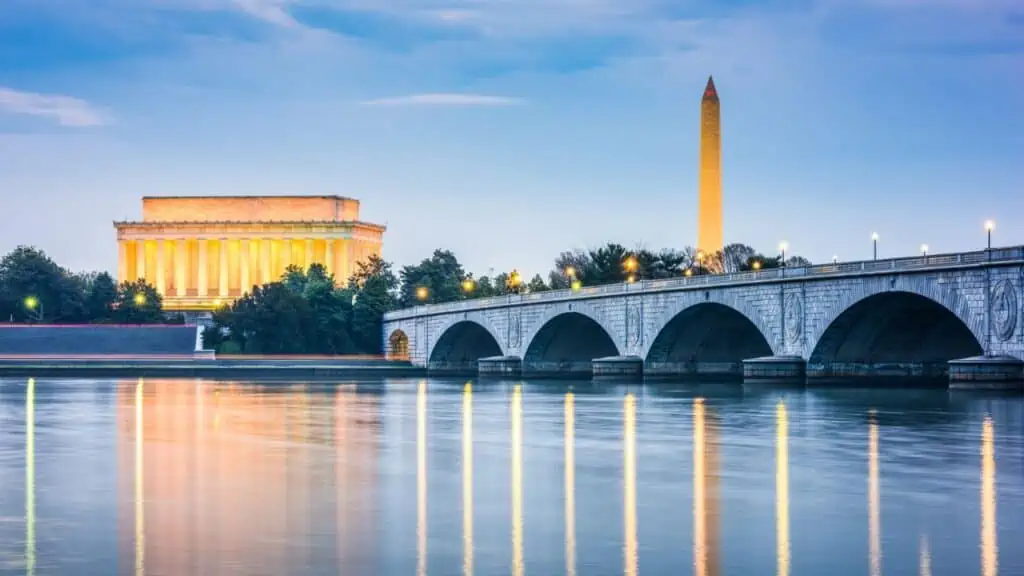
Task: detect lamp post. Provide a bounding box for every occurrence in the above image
[832,254,839,270]
[985,220,995,250]
[779,241,788,272]
[920,244,928,262]
[507,270,522,348]
[23,296,43,323]
[462,278,475,296]
[871,233,879,261]
[416,286,429,303]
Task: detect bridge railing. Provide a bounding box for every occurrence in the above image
[384,246,1024,320]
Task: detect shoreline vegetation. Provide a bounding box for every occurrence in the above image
[1,243,804,356]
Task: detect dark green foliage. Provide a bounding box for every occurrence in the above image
[0,246,166,324]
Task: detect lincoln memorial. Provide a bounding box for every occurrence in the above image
[114,195,386,311]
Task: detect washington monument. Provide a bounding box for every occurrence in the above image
[698,75,723,254]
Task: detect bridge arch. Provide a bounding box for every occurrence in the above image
[644,299,775,378]
[808,288,983,380]
[387,329,409,360]
[427,313,505,374]
[522,303,622,376]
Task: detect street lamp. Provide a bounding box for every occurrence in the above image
[416,286,429,301]
[564,266,576,278]
[871,232,879,260]
[832,254,838,265]
[570,279,582,291]
[779,242,788,267]
[462,278,475,294]
[985,220,995,250]
[623,256,638,280]
[508,269,522,293]
[133,293,146,306]
[920,244,929,259]
[751,260,761,271]
[23,296,43,322]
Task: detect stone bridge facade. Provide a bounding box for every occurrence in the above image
[382,248,1024,386]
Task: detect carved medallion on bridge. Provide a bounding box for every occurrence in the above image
[784,293,804,345]
[627,304,642,347]
[508,313,522,349]
[991,279,1017,342]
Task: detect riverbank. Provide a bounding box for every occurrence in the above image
[0,357,426,379]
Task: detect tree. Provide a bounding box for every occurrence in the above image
[350,257,399,353]
[0,246,87,323]
[113,279,165,324]
[84,272,118,323]
[398,249,467,306]
[526,274,548,293]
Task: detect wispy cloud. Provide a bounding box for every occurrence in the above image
[359,92,525,106]
[0,87,107,127]
[230,0,301,27]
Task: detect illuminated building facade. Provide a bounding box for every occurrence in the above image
[114,196,386,311]
[698,76,723,254]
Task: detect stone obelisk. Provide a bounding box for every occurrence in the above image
[698,75,723,254]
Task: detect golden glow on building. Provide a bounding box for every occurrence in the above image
[698,76,723,254]
[114,195,386,311]
[462,383,474,576]
[693,398,720,576]
[624,394,638,576]
[511,385,524,576]
[565,392,576,576]
[417,380,428,576]
[981,416,997,576]
[776,402,790,576]
[25,378,35,576]
[869,411,881,576]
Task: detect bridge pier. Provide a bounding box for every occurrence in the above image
[522,361,593,379]
[949,356,1024,390]
[427,361,479,377]
[477,356,523,378]
[592,356,644,380]
[742,356,807,382]
[644,361,745,380]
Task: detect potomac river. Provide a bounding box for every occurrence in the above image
[0,377,1022,575]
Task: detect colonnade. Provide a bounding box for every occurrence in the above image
[116,236,376,301]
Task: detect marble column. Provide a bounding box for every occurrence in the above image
[117,240,127,284]
[155,240,166,296]
[175,239,188,297]
[219,239,229,298]
[325,239,335,281]
[305,239,314,271]
[281,239,292,273]
[240,239,251,294]
[339,241,350,284]
[260,239,272,285]
[197,239,208,297]
[135,239,146,282]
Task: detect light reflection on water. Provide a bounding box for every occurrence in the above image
[0,378,1022,576]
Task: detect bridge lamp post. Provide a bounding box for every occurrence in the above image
[871,232,879,260]
[507,270,522,347]
[416,286,429,302]
[778,241,788,268]
[623,256,639,280]
[920,244,929,262]
[985,220,995,250]
[462,278,475,295]
[751,260,761,271]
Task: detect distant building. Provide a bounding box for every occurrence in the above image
[698,76,723,254]
[114,195,385,312]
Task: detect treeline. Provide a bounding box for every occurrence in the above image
[401,242,810,303]
[0,246,169,324]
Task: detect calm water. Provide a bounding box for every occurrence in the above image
[0,378,1022,576]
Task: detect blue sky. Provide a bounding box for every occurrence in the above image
[1,0,1022,278]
